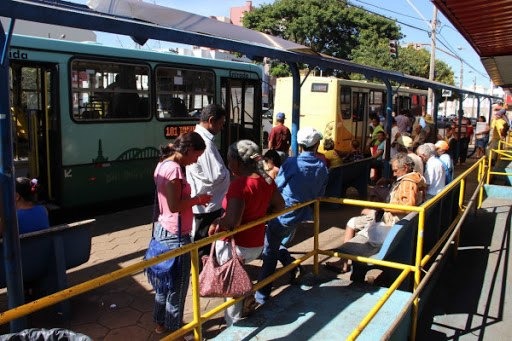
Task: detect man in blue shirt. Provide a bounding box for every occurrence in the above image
[255,127,328,305]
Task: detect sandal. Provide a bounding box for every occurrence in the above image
[155,324,166,334]
[242,296,261,317]
[324,262,351,274]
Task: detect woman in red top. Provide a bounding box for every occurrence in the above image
[209,139,284,326]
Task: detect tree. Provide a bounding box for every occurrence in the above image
[243,0,399,59]
[392,46,454,85]
[243,0,454,83]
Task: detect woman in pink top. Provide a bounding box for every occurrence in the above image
[152,131,212,334]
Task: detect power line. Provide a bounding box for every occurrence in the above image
[435,34,487,78]
[349,1,489,82]
[352,0,425,22]
[347,1,430,34]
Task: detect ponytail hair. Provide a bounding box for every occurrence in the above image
[159,131,206,161]
[16,177,39,202]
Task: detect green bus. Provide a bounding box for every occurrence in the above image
[9,34,263,208]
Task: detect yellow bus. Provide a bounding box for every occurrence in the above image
[273,76,428,153]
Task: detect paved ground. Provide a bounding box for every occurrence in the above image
[0,193,364,340]
[0,159,486,340]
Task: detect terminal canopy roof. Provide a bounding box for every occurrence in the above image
[88,0,314,54]
[432,0,512,90]
[0,0,495,98]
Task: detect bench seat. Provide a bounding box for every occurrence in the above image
[337,212,418,287]
[0,219,95,316]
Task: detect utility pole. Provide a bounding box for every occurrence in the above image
[457,46,464,89]
[427,6,438,116]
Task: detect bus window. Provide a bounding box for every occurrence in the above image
[156,67,214,119]
[410,94,427,116]
[221,78,260,153]
[369,90,384,115]
[340,86,351,119]
[71,60,150,121]
[352,92,367,122]
[396,95,411,113]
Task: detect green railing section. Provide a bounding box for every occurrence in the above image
[0,157,490,340]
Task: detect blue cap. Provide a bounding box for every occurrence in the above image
[276,112,285,120]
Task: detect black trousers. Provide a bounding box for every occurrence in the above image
[451,137,469,164]
[193,209,224,261]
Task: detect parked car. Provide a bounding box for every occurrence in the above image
[262,108,273,119]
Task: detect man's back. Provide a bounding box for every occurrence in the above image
[269,124,291,153]
[275,151,328,225]
[425,156,445,196]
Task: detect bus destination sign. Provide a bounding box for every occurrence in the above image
[164,125,196,139]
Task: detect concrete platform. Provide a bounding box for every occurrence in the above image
[418,184,512,340]
[212,275,411,341]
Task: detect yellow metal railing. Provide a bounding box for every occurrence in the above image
[318,157,486,340]
[486,140,512,185]
[0,157,488,340]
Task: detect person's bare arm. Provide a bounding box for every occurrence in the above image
[208,198,245,235]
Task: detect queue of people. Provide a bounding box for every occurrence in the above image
[10,102,508,335]
[148,105,329,332]
[320,105,512,280]
[148,103,460,333]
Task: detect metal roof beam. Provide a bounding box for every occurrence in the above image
[0,0,498,99]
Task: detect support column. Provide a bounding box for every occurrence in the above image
[288,62,300,157]
[0,19,27,332]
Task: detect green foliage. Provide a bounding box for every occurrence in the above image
[244,0,399,58]
[243,0,454,84]
[388,46,454,85]
[269,62,290,77]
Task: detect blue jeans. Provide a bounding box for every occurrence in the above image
[255,218,296,304]
[152,223,191,332]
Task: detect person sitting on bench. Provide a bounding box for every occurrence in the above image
[325,153,426,273]
[15,177,49,234]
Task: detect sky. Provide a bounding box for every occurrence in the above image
[71,0,491,92]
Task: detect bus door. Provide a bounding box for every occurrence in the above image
[352,90,369,144]
[10,62,59,204]
[220,77,262,155]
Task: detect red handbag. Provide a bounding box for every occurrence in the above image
[199,239,253,298]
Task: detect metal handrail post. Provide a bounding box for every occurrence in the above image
[411,208,425,340]
[478,158,485,208]
[313,200,320,275]
[190,248,202,341]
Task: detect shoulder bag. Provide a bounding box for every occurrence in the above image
[199,239,252,298]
